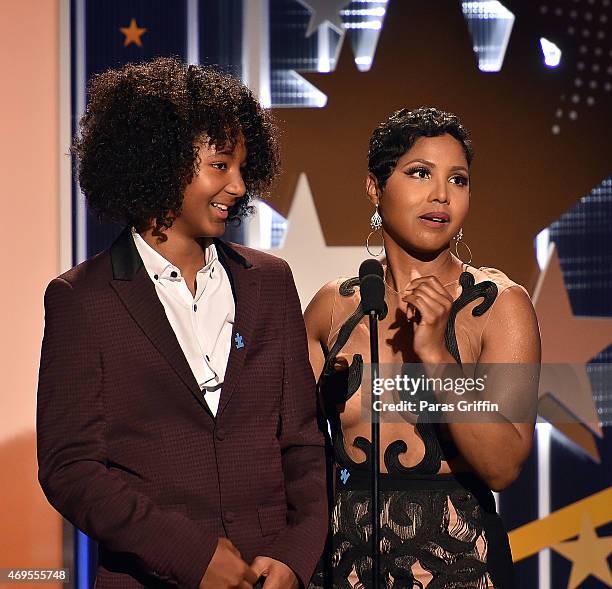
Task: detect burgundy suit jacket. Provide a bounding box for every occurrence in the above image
[36,227,328,589]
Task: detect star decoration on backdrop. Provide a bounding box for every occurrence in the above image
[294,0,352,37]
[263,174,370,308]
[551,514,612,589]
[119,18,147,48]
[509,487,612,564]
[271,0,612,291]
[532,242,612,450]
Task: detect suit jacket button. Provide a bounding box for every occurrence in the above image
[216,428,226,441]
[224,511,235,523]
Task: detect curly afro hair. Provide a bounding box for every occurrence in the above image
[72,56,280,232]
[368,106,473,191]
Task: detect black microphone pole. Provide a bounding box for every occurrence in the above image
[369,309,381,589]
[359,260,386,589]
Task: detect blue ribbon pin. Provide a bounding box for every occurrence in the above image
[234,333,245,349]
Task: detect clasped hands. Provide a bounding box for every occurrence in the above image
[199,538,298,589]
[401,269,455,364]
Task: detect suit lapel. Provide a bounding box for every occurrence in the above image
[215,244,261,418]
[109,227,214,421]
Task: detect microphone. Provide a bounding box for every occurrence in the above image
[359,259,385,317]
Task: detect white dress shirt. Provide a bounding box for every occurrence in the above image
[131,228,235,416]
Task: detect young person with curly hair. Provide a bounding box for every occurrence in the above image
[306,107,540,588]
[37,57,327,589]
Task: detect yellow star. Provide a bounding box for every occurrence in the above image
[551,513,612,589]
[119,18,147,48]
[509,487,612,563]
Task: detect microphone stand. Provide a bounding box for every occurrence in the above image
[368,310,381,589]
[358,259,385,589]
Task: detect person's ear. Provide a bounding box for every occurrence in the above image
[366,173,381,206]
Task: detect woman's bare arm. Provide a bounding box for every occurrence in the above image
[304,281,337,411]
[443,286,541,490]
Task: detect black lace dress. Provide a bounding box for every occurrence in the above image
[308,271,516,589]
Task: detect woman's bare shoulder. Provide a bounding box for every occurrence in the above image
[304,279,343,341]
[470,265,530,298]
[475,268,540,362]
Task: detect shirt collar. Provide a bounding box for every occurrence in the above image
[131,227,218,282]
[201,240,219,273]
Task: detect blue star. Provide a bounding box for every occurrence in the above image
[234,333,245,349]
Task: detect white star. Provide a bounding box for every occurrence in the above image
[295,0,352,37]
[264,173,374,309]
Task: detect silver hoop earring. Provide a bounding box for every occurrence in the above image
[366,204,384,257]
[453,228,472,265]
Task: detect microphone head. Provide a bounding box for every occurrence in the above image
[359,259,385,316]
[359,259,384,281]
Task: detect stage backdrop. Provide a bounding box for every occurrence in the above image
[21,1,612,588]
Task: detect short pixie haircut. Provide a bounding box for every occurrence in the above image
[368,107,473,191]
[72,56,280,232]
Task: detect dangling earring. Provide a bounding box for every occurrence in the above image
[453,227,473,265]
[366,203,384,257]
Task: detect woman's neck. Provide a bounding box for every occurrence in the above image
[383,235,465,293]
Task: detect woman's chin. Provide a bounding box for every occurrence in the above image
[395,243,449,262]
[399,235,450,255]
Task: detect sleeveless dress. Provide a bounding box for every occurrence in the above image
[308,264,529,589]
